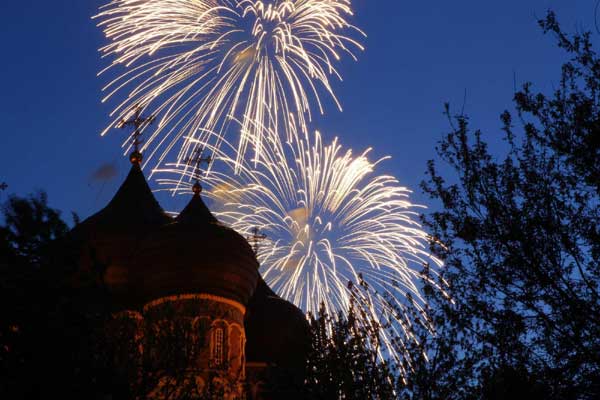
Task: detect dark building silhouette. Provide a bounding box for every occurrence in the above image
[70,154,309,399]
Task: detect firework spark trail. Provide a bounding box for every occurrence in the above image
[95,0,363,170]
[154,128,446,366]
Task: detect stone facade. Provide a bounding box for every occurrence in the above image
[109,295,247,399]
[72,162,309,399]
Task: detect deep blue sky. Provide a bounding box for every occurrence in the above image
[0,1,594,221]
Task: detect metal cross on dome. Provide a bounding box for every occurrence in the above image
[185,146,212,179]
[0,182,7,191]
[248,226,267,256]
[184,146,213,193]
[117,104,155,153]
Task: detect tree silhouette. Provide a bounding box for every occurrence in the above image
[418,11,600,400]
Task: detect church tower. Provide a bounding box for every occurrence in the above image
[70,140,309,399]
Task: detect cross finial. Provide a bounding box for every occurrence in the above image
[118,105,155,165]
[184,146,213,194]
[0,182,7,191]
[248,226,267,255]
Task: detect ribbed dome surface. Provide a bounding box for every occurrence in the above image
[245,278,310,371]
[134,193,260,307]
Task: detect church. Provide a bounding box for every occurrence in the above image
[69,148,310,399]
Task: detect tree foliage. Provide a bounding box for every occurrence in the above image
[0,192,111,399]
[417,11,600,399]
[305,303,397,399]
[0,191,68,267]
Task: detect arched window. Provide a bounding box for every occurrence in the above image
[212,328,224,366]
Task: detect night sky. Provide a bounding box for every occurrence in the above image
[0,1,594,222]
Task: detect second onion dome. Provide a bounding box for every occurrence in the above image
[134,188,260,307]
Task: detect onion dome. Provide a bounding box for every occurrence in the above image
[69,162,171,308]
[134,191,260,307]
[74,163,170,233]
[245,278,310,373]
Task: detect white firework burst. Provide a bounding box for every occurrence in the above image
[155,128,445,365]
[95,0,363,168]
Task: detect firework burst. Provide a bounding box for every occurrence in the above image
[95,0,363,168]
[155,128,445,364]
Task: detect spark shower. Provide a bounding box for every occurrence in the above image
[96,0,363,168]
[96,0,443,365]
[155,128,445,364]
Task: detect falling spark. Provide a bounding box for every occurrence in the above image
[95,0,363,169]
[155,128,446,367]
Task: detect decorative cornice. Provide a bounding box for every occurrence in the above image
[143,293,246,314]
